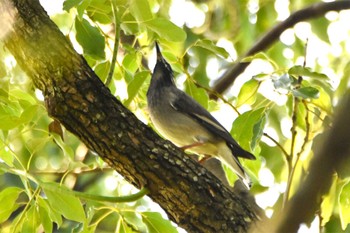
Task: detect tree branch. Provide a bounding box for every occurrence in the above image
[277,93,350,232]
[251,92,350,232]
[0,0,256,232]
[212,1,350,96]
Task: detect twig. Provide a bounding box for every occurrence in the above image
[262,133,289,161]
[283,97,299,207]
[181,63,241,115]
[306,104,328,123]
[212,1,350,96]
[276,93,350,232]
[283,100,311,207]
[105,0,120,86]
[296,101,311,160]
[194,79,241,115]
[283,36,310,207]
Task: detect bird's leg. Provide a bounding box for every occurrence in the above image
[180,141,205,150]
[181,136,209,150]
[180,137,211,163]
[198,155,211,164]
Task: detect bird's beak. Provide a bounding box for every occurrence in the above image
[155,42,163,61]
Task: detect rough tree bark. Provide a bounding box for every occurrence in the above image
[0,0,256,232]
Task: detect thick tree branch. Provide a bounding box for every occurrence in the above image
[0,0,256,232]
[212,1,350,96]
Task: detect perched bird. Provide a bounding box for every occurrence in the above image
[147,43,256,188]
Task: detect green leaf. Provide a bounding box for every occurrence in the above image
[118,217,135,233]
[292,87,320,99]
[0,116,19,130]
[0,146,14,166]
[339,181,350,230]
[9,89,37,105]
[38,205,53,233]
[125,71,150,107]
[76,0,91,20]
[122,53,141,74]
[252,112,266,150]
[63,0,84,11]
[295,101,307,130]
[141,212,177,233]
[241,52,279,70]
[231,107,266,151]
[19,105,38,123]
[194,39,229,59]
[312,88,332,114]
[236,79,260,107]
[184,79,209,109]
[0,100,37,130]
[0,187,22,223]
[94,61,111,82]
[37,197,62,227]
[120,13,139,35]
[144,18,187,42]
[288,66,328,80]
[52,134,75,160]
[129,0,153,22]
[22,205,40,233]
[43,182,86,223]
[320,177,337,226]
[310,17,330,43]
[86,0,113,24]
[260,142,286,182]
[252,73,271,80]
[0,102,22,130]
[121,210,146,232]
[75,18,105,59]
[0,60,6,79]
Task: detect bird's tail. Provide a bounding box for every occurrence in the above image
[218,144,252,189]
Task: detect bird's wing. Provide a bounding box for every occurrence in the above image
[170,91,255,160]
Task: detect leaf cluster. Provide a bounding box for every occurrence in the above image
[1,0,350,232]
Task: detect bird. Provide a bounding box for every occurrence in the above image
[147,42,256,189]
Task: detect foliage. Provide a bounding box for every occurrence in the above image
[1,0,350,232]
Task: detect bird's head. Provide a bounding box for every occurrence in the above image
[151,42,175,87]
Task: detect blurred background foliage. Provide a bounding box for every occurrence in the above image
[0,0,350,232]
